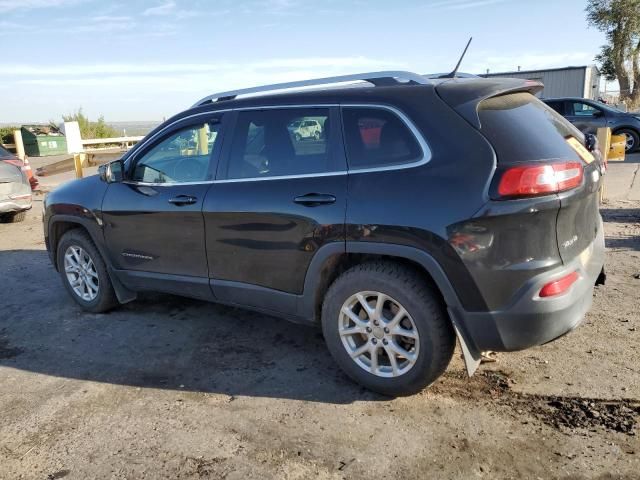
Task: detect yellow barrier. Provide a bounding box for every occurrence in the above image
[596,128,611,204]
[73,154,89,179]
[609,134,626,162]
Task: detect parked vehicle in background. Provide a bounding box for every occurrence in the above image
[287,119,322,140]
[0,157,32,223]
[544,97,640,152]
[0,145,38,190]
[43,71,605,396]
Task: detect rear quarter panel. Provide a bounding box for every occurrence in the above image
[345,88,496,311]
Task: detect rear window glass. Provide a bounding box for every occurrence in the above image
[478,93,583,163]
[342,107,422,169]
[225,108,332,180]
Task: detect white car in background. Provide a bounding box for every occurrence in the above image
[288,119,322,141]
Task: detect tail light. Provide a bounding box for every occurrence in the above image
[495,161,583,199]
[21,157,38,190]
[539,271,579,298]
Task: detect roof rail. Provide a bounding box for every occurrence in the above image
[191,70,429,107]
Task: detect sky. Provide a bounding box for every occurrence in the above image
[0,0,608,123]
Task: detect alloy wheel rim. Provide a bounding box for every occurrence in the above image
[625,133,635,151]
[64,245,99,301]
[339,291,420,378]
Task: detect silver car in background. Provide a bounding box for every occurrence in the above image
[0,151,32,223]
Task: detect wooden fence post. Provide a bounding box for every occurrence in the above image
[73,154,83,179]
[13,129,25,160]
[596,127,611,204]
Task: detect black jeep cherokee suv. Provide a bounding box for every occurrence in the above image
[43,71,605,396]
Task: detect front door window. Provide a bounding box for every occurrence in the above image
[132,121,221,183]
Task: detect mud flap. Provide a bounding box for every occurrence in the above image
[107,266,137,304]
[448,307,482,377]
[596,266,606,286]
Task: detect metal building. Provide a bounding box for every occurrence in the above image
[481,65,601,100]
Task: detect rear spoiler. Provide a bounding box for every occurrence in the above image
[434,78,544,129]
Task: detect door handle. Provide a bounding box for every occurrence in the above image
[168,195,197,206]
[293,193,336,207]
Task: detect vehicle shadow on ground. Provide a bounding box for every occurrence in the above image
[0,249,382,405]
[616,153,640,164]
[600,208,640,251]
[600,208,640,223]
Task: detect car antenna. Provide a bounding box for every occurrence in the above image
[441,37,473,79]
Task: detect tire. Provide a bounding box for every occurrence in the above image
[295,133,302,141]
[0,211,27,223]
[314,131,321,140]
[56,229,119,313]
[321,261,455,396]
[615,128,640,152]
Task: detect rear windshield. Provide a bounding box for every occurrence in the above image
[0,145,12,157]
[478,92,583,163]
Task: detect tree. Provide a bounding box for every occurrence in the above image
[0,126,19,145]
[587,0,640,108]
[61,109,119,139]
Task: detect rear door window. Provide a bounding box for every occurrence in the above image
[223,108,335,180]
[478,93,583,163]
[0,145,13,157]
[341,107,422,170]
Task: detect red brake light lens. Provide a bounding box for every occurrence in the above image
[539,271,579,298]
[497,162,584,198]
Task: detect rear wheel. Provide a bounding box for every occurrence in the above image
[56,229,119,313]
[321,262,455,396]
[616,128,639,152]
[0,211,27,223]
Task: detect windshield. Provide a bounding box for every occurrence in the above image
[478,92,585,163]
[0,145,14,158]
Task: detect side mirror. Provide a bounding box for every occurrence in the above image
[592,110,604,118]
[98,160,124,183]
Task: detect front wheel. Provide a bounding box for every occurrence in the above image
[321,262,455,396]
[56,229,119,313]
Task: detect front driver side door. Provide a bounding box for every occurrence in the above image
[565,101,608,134]
[101,113,225,297]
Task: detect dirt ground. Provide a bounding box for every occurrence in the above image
[0,175,639,479]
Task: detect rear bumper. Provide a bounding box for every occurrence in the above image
[454,218,605,352]
[0,198,32,214]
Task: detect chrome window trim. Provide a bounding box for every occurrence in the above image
[122,180,217,187]
[125,103,431,186]
[213,170,347,184]
[340,103,431,174]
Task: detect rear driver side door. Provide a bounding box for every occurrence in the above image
[203,106,347,304]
